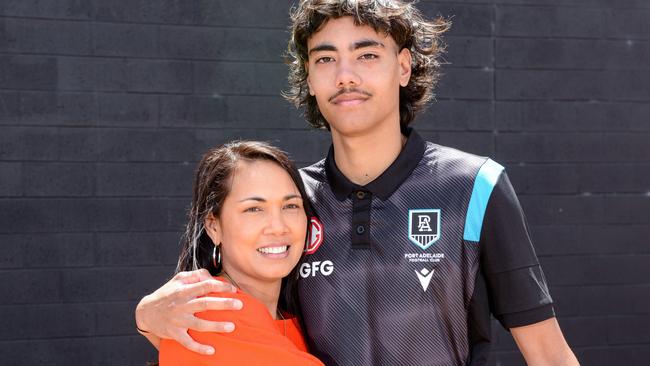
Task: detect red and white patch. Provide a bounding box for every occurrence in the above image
[305,217,324,254]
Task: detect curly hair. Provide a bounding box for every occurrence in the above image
[284,0,450,130]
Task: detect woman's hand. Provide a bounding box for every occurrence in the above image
[135,269,243,355]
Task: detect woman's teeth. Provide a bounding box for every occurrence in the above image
[258,246,288,254]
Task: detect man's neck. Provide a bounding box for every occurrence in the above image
[331,123,406,186]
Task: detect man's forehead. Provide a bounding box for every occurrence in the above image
[307,17,395,50]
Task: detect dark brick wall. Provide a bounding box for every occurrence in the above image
[0,1,648,365]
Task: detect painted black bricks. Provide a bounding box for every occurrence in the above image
[0,1,648,365]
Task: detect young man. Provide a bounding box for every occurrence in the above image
[135,1,579,365]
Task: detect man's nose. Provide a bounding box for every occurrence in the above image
[335,61,361,88]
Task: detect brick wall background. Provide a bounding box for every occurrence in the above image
[0,1,648,365]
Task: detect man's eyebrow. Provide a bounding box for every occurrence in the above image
[308,39,385,56]
[308,43,337,55]
[352,39,385,50]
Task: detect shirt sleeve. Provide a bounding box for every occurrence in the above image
[159,291,324,366]
[479,171,555,329]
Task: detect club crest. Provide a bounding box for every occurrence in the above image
[305,216,324,254]
[408,209,441,250]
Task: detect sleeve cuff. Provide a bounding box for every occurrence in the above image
[498,303,556,329]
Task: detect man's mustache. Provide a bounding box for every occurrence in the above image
[328,88,373,102]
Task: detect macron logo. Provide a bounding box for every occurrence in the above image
[415,268,434,292]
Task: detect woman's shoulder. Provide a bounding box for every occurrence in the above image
[281,316,309,352]
[159,276,324,365]
[197,277,276,326]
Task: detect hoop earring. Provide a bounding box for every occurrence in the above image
[212,245,221,268]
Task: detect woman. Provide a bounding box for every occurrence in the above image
[157,141,323,365]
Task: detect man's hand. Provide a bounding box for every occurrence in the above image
[135,269,243,355]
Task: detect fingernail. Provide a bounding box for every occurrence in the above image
[233,299,243,309]
[205,347,215,355]
[224,323,235,332]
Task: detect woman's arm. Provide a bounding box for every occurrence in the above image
[134,269,243,355]
[511,317,579,366]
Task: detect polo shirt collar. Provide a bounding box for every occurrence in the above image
[325,128,426,201]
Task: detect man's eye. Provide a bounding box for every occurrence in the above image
[316,56,334,64]
[359,53,378,60]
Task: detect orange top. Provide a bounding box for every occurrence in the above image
[159,278,323,366]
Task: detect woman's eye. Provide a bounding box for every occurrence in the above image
[244,207,262,213]
[284,203,301,209]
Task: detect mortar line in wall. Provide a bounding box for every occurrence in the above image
[3,9,650,31]
[0,124,323,131]
[4,86,650,103]
[2,158,650,165]
[8,48,650,70]
[494,98,650,104]
[0,195,191,199]
[0,230,183,235]
[421,0,650,11]
[0,51,288,64]
[2,192,646,199]
[492,344,650,353]
[0,300,148,307]
[530,223,650,228]
[493,66,650,72]
[494,35,650,42]
[0,334,151,342]
[550,282,650,288]
[0,264,177,272]
[492,2,498,159]
[0,230,188,235]
[0,15,289,31]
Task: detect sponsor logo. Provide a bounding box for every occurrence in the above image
[415,268,435,292]
[408,209,441,250]
[299,260,334,278]
[305,217,323,254]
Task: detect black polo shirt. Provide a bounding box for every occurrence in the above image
[297,129,554,366]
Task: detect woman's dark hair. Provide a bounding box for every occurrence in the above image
[284,0,450,131]
[176,140,313,316]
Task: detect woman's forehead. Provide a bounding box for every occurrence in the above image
[227,160,299,198]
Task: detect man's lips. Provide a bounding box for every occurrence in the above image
[331,93,369,105]
[329,89,372,105]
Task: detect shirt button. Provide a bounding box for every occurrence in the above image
[356,225,365,235]
[356,191,366,199]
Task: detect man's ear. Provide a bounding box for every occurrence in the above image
[204,213,222,245]
[398,48,412,87]
[305,62,315,96]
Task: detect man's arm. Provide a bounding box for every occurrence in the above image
[135,269,243,355]
[511,317,579,365]
[476,167,578,364]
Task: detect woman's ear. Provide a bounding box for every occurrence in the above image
[204,213,222,245]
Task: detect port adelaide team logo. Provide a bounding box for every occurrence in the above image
[408,209,441,250]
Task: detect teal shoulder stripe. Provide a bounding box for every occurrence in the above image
[463,159,504,242]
